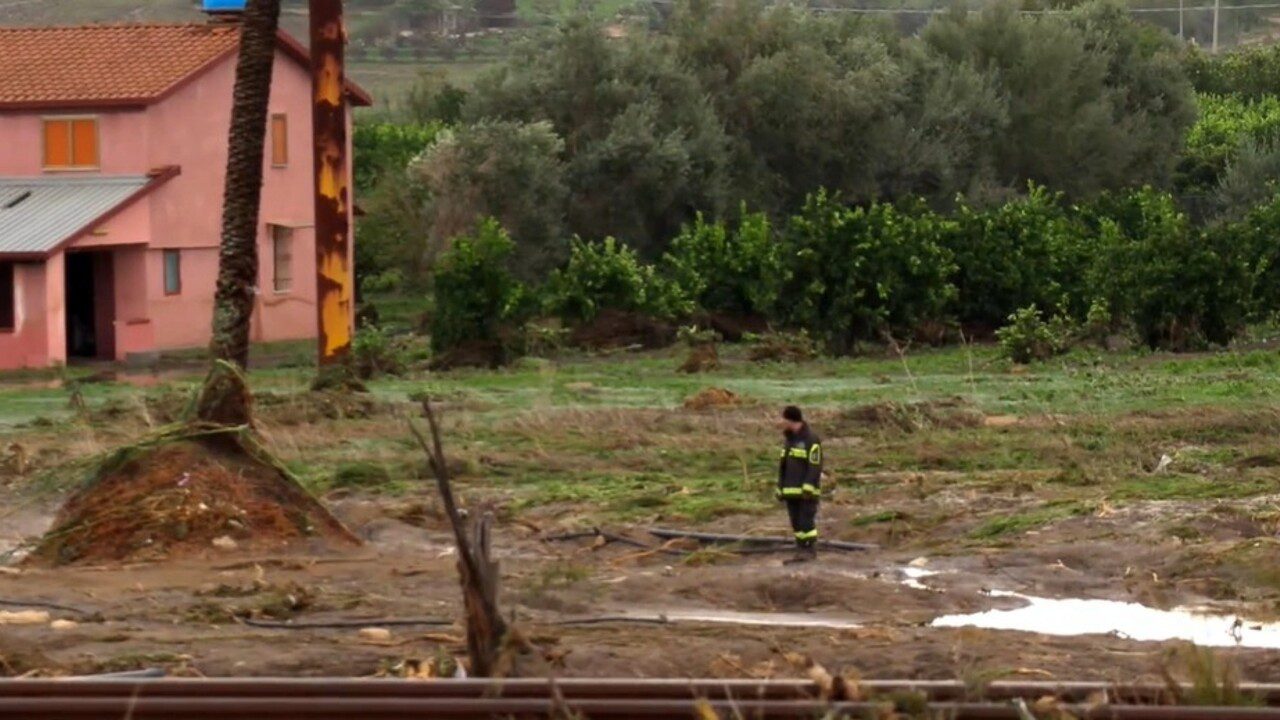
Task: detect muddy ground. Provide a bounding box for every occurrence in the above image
[4,487,1280,681]
[2,344,1280,681]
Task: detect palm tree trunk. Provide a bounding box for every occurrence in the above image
[195,0,283,426]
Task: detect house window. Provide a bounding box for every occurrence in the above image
[0,263,14,332]
[163,250,182,295]
[271,225,293,293]
[270,113,288,167]
[43,118,99,170]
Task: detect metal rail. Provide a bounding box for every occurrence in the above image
[1,696,1279,719]
[2,678,1280,703]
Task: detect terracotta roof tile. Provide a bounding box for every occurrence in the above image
[0,22,373,108]
[0,23,241,107]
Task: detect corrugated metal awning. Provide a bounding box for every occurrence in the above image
[0,175,156,257]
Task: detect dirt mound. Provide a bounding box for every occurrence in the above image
[748,332,817,363]
[692,313,769,343]
[683,387,741,411]
[27,439,358,566]
[837,398,984,434]
[679,344,720,373]
[570,310,676,350]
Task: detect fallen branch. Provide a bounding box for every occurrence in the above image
[647,527,876,552]
[543,529,683,554]
[410,400,507,677]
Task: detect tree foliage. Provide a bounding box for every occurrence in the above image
[775,191,956,353]
[1178,94,1280,193]
[411,121,569,279]
[1185,43,1280,101]
[352,121,443,195]
[412,0,1196,260]
[1079,188,1256,348]
[431,219,531,354]
[947,186,1093,327]
[922,2,1194,196]
[545,237,692,323]
[662,210,783,318]
[467,19,732,256]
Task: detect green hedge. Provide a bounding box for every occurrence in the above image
[427,183,1277,356]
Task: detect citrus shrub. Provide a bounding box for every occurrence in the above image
[544,237,692,323]
[775,191,956,354]
[431,219,532,356]
[663,209,783,318]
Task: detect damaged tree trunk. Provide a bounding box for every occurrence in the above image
[194,0,283,426]
[410,401,506,676]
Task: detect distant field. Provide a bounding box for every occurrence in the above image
[349,59,499,108]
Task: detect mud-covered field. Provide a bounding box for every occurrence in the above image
[3,341,1280,681]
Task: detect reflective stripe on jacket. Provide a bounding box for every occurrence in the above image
[777,425,822,499]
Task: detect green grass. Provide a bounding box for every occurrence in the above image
[5,340,1280,529]
[1112,474,1280,501]
[969,501,1095,539]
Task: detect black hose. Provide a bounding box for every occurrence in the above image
[240,617,454,630]
[0,598,92,616]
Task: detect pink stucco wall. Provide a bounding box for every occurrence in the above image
[0,34,358,369]
[0,109,148,176]
[144,46,324,352]
[0,261,50,369]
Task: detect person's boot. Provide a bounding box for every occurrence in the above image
[784,544,817,564]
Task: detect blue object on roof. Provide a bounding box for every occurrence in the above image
[202,0,247,12]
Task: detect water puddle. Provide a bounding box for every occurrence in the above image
[901,567,939,591]
[608,608,862,629]
[932,591,1280,648]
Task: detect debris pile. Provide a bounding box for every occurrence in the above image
[683,388,741,411]
[27,439,358,566]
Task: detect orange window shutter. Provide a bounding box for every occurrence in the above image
[71,119,98,167]
[271,114,288,165]
[44,120,71,167]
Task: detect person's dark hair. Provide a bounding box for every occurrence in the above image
[782,406,803,423]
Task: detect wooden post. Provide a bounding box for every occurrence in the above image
[309,0,354,366]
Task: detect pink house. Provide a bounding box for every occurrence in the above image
[0,20,370,370]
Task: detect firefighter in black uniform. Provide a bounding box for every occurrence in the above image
[776,405,822,563]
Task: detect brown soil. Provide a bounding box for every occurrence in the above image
[5,506,1280,680]
[26,439,358,567]
[0,635,57,676]
[684,387,741,410]
[570,310,676,350]
[679,344,720,373]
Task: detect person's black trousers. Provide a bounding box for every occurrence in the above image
[785,498,818,547]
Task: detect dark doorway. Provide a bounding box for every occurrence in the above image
[65,252,115,360]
